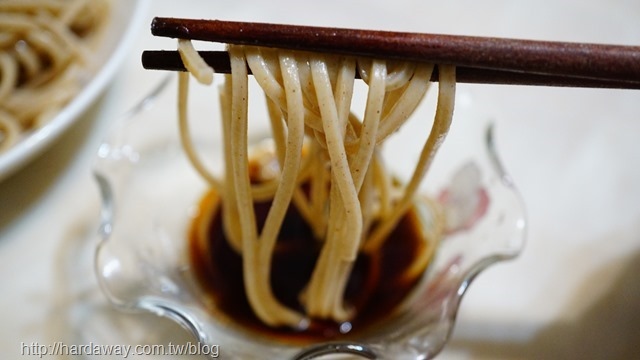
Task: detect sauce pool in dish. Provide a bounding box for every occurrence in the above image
[188,179,438,343]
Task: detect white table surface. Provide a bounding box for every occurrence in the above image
[2,0,639,359]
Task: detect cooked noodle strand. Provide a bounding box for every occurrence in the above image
[0,0,109,153]
[178,44,455,326]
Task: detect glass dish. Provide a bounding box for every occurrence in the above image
[93,75,526,359]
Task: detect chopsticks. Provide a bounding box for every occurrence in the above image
[143,17,640,89]
[142,50,640,89]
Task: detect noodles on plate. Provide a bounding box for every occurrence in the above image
[0,0,110,152]
[178,39,456,327]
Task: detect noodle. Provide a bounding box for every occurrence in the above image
[0,0,109,153]
[178,40,456,326]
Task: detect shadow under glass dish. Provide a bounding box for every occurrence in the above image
[93,75,526,359]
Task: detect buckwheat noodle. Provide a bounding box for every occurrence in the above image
[178,40,455,327]
[0,0,109,152]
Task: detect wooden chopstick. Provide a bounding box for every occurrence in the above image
[146,17,640,89]
[142,50,640,89]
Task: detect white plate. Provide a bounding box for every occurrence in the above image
[0,0,150,181]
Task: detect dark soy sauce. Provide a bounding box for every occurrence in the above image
[189,190,435,344]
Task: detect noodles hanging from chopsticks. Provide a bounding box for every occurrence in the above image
[178,39,455,326]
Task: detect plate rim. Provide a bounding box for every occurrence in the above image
[0,0,151,181]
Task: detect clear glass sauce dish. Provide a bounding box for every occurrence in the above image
[93,75,526,359]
